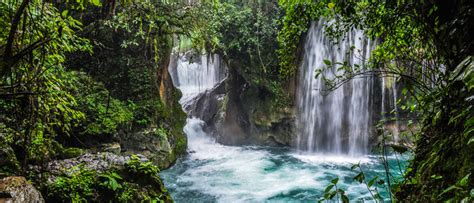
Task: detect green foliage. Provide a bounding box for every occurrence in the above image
[1,1,190,202]
[49,165,96,202]
[46,155,172,202]
[67,1,192,130]
[0,0,93,169]
[99,171,123,191]
[126,154,160,176]
[72,72,133,136]
[319,177,349,203]
[194,2,284,88]
[277,0,329,78]
[351,163,385,202]
[155,126,168,139]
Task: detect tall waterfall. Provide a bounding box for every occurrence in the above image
[296,21,376,155]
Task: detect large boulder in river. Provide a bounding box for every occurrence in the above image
[216,71,296,146]
[183,80,227,132]
[186,66,296,146]
[0,176,44,203]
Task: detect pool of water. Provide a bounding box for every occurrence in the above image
[161,119,409,202]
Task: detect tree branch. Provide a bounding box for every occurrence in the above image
[2,0,31,77]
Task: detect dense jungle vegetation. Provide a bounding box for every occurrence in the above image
[0,0,472,202]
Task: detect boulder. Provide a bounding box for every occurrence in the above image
[46,152,148,179]
[0,143,20,174]
[120,129,175,168]
[0,176,44,203]
[188,67,296,146]
[101,142,121,154]
[60,147,85,159]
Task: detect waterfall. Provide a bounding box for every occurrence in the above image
[381,76,401,142]
[168,51,226,150]
[169,52,226,106]
[296,21,375,155]
[162,39,409,203]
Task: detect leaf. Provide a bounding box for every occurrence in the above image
[61,10,69,18]
[323,59,332,66]
[439,185,461,197]
[377,179,385,185]
[328,2,335,9]
[368,177,377,187]
[351,163,360,170]
[353,172,365,183]
[91,0,101,6]
[331,177,339,185]
[341,194,349,203]
[459,173,470,187]
[111,172,122,180]
[431,174,443,180]
[390,144,408,153]
[402,88,408,95]
[450,56,472,81]
[315,69,323,79]
[324,184,334,193]
[468,137,474,145]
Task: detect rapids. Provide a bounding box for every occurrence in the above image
[161,118,408,202]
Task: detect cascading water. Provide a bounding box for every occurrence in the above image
[169,52,225,105]
[162,48,407,202]
[297,21,376,155]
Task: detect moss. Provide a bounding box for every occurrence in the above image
[0,146,20,176]
[60,148,85,159]
[242,86,293,127]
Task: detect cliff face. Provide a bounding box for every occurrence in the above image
[120,37,187,169]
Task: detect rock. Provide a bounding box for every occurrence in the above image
[183,80,226,127]
[0,176,44,203]
[101,142,121,154]
[46,152,148,180]
[120,129,175,168]
[188,66,296,146]
[0,140,20,174]
[60,147,85,159]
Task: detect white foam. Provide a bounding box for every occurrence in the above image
[290,152,375,165]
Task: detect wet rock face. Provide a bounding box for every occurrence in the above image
[120,129,175,168]
[183,81,226,122]
[185,66,296,147]
[0,176,44,203]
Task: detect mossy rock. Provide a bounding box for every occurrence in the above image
[0,176,45,203]
[0,144,20,175]
[60,148,85,159]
